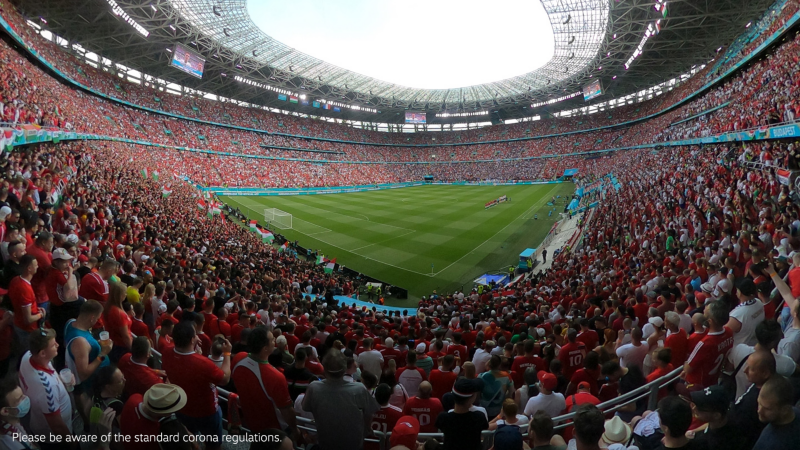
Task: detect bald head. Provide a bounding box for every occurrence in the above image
[691,313,706,328]
[418,381,432,399]
[745,350,776,387]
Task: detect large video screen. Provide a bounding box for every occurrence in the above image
[170,44,205,79]
[405,112,426,124]
[583,79,603,101]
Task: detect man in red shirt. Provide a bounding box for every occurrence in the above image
[120,383,188,450]
[26,231,53,313]
[118,336,163,398]
[429,355,458,400]
[157,320,175,354]
[379,337,401,366]
[369,384,404,450]
[10,254,41,354]
[445,333,468,367]
[686,312,708,353]
[161,321,232,449]
[664,312,689,366]
[566,351,602,397]
[576,318,599,350]
[231,327,299,440]
[684,300,734,390]
[78,260,117,330]
[511,340,546,388]
[284,322,300,354]
[558,329,587,380]
[402,381,443,433]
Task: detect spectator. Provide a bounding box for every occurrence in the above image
[727,279,765,347]
[489,398,530,431]
[655,397,702,450]
[729,320,795,400]
[104,282,133,361]
[663,312,689,367]
[729,350,776,449]
[358,337,384,378]
[117,336,163,398]
[689,385,747,450]
[89,364,125,448]
[161,321,231,449]
[402,381,443,434]
[528,410,568,450]
[0,377,31,449]
[119,383,189,450]
[429,354,458,400]
[559,329,587,380]
[435,377,489,450]
[601,361,646,422]
[370,383,404,439]
[567,351,601,397]
[284,346,318,401]
[396,351,427,398]
[683,300,734,390]
[616,327,648,371]
[479,354,514,417]
[9,254,41,354]
[18,329,72,445]
[753,375,800,450]
[570,403,605,450]
[65,300,112,397]
[524,371,565,418]
[388,415,421,450]
[303,349,380,450]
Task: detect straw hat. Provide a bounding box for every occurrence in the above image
[143,383,187,415]
[602,416,632,445]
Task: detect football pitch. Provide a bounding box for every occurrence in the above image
[220,183,573,305]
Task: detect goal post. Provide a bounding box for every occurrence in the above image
[264,208,293,229]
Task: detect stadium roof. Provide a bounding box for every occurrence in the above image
[11,0,779,124]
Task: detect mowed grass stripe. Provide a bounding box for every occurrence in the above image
[219,184,573,302]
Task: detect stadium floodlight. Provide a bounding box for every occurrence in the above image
[264,208,293,229]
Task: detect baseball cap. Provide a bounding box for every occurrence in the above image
[690,385,729,413]
[0,206,11,221]
[452,378,484,398]
[537,370,557,391]
[52,248,73,261]
[389,416,419,449]
[648,317,664,328]
[493,424,524,450]
[415,343,427,353]
[577,381,591,391]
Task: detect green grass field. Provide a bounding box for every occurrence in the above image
[220,184,573,305]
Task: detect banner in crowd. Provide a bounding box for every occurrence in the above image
[777,168,792,185]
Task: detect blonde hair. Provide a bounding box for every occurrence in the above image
[502,398,517,417]
[105,281,128,319]
[463,361,477,379]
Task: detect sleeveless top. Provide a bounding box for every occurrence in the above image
[65,319,109,386]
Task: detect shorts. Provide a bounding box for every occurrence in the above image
[177,405,223,445]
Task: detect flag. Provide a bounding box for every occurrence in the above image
[152,171,159,182]
[162,188,172,198]
[289,96,299,104]
[197,199,206,210]
[279,242,288,253]
[278,94,287,101]
[316,255,325,265]
[333,106,341,112]
[249,220,258,231]
[261,231,274,243]
[777,168,792,185]
[141,168,149,179]
[324,262,335,274]
[322,104,331,110]
[312,101,320,108]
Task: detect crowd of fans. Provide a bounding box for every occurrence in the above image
[0,1,799,450]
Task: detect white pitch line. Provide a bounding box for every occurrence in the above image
[350,229,417,252]
[431,185,559,277]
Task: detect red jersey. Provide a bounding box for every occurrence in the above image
[685,328,734,389]
[558,341,587,380]
[117,353,161,398]
[119,395,160,450]
[511,355,546,388]
[10,277,38,332]
[161,347,225,417]
[26,244,52,304]
[402,396,443,433]
[445,344,468,365]
[231,353,293,433]
[687,329,708,354]
[369,404,404,438]
[157,334,174,354]
[130,317,151,342]
[78,272,109,303]
[44,267,69,307]
[379,347,401,366]
[569,368,601,397]
[576,330,599,349]
[664,330,689,366]
[428,369,457,400]
[197,333,212,357]
[104,306,132,349]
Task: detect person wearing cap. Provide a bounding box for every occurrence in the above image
[119,383,189,450]
[726,278,765,348]
[46,247,80,360]
[523,371,565,418]
[389,415,420,450]
[303,349,379,450]
[564,382,600,413]
[688,385,747,450]
[435,377,489,450]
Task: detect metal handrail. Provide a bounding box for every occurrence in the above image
[148,346,683,450]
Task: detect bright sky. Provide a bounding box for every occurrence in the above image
[247,0,555,90]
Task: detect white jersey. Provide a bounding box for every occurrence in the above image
[729,299,765,347]
[18,352,73,436]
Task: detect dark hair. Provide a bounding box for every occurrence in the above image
[0,378,20,409]
[761,375,794,408]
[29,328,56,355]
[755,320,784,348]
[248,327,273,355]
[131,336,150,359]
[92,364,119,399]
[601,360,622,376]
[172,321,197,348]
[80,299,104,317]
[530,411,555,441]
[655,348,672,365]
[584,351,600,369]
[658,396,693,437]
[573,404,605,446]
[375,383,393,405]
[361,370,378,390]
[19,254,36,272]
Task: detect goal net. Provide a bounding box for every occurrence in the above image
[264,208,293,229]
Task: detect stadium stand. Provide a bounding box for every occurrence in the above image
[1,0,800,450]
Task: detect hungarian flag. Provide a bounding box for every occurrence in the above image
[279,242,289,253]
[141,168,149,179]
[162,188,172,198]
[316,255,325,265]
[197,199,206,210]
[324,262,335,274]
[152,171,159,182]
[261,231,274,243]
[249,220,258,231]
[777,169,792,185]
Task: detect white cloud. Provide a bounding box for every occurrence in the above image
[247,0,555,90]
